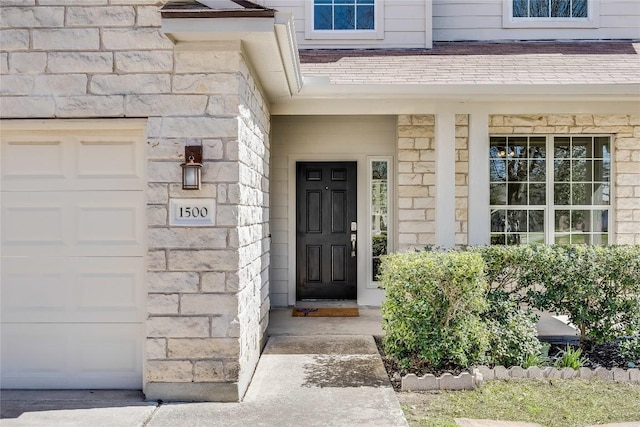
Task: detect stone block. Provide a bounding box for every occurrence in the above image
[201,272,226,292]
[160,117,238,139]
[167,338,239,359]
[593,115,630,126]
[137,6,162,27]
[0,75,33,96]
[526,367,545,379]
[629,368,640,383]
[169,183,217,199]
[34,74,87,96]
[544,368,562,378]
[194,361,225,382]
[494,366,509,380]
[9,52,46,74]
[1,7,63,27]
[148,228,227,250]
[125,94,208,116]
[48,52,113,73]
[39,0,106,4]
[147,316,209,338]
[578,367,593,380]
[0,96,55,118]
[115,51,172,73]
[102,28,173,50]
[0,53,7,74]
[167,250,239,272]
[174,48,242,73]
[146,338,167,360]
[148,294,179,315]
[509,366,526,378]
[402,374,438,391]
[146,360,192,382]
[561,368,577,379]
[147,161,181,183]
[440,372,475,390]
[172,73,240,95]
[147,205,167,226]
[147,183,169,204]
[180,294,238,316]
[1,29,29,51]
[91,74,170,95]
[33,28,99,50]
[67,6,135,27]
[612,368,629,382]
[55,95,124,117]
[504,115,547,127]
[147,271,199,293]
[594,367,613,380]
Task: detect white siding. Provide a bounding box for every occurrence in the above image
[433,0,640,41]
[270,116,396,307]
[262,0,430,48]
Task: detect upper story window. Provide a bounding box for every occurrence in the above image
[513,0,588,18]
[503,0,599,28]
[314,0,375,30]
[305,0,384,40]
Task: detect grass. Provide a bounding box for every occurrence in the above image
[397,379,640,427]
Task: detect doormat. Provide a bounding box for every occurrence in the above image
[292,307,359,317]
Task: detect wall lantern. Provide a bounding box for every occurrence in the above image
[181,146,202,190]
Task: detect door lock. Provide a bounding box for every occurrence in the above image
[350,233,357,257]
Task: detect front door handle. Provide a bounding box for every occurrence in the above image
[351,233,357,257]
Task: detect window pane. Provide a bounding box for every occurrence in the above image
[571,210,589,231]
[555,183,570,205]
[490,160,507,181]
[572,0,588,17]
[554,159,570,182]
[314,5,332,29]
[530,0,550,17]
[508,183,527,205]
[508,159,528,181]
[509,137,527,158]
[571,183,591,205]
[491,210,506,232]
[593,159,610,182]
[490,137,507,158]
[490,183,507,205]
[594,137,610,159]
[529,159,546,181]
[551,0,571,17]
[592,183,609,205]
[371,160,388,281]
[528,210,544,232]
[555,137,571,158]
[529,137,546,159]
[529,183,546,205]
[572,136,591,158]
[356,5,374,29]
[571,159,588,181]
[513,0,528,17]
[555,210,570,231]
[334,5,355,29]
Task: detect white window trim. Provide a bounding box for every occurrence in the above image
[502,0,600,28]
[489,134,613,246]
[367,156,393,288]
[305,0,385,40]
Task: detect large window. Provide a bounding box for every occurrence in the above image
[314,0,375,30]
[513,0,588,18]
[490,135,611,245]
[503,0,598,28]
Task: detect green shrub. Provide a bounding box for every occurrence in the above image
[553,346,587,369]
[523,245,640,344]
[483,294,542,368]
[619,336,640,366]
[379,250,489,370]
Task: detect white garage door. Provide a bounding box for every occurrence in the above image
[1,120,146,389]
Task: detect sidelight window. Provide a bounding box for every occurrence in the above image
[369,158,392,285]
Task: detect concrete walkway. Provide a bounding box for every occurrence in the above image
[1,335,407,427]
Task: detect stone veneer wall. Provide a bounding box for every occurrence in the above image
[490,114,640,245]
[455,114,469,246]
[397,115,436,251]
[1,2,269,402]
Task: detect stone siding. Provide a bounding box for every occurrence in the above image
[1,2,269,401]
[455,114,469,246]
[397,115,436,251]
[490,114,640,245]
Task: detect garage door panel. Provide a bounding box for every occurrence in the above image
[1,135,144,192]
[2,257,145,323]
[1,323,143,389]
[2,191,145,257]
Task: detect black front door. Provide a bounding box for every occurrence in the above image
[296,162,357,300]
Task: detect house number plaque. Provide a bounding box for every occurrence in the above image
[169,199,216,226]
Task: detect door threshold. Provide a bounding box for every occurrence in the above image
[295,300,358,308]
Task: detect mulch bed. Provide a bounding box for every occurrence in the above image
[374,336,631,392]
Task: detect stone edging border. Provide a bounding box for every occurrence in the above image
[401,366,640,391]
